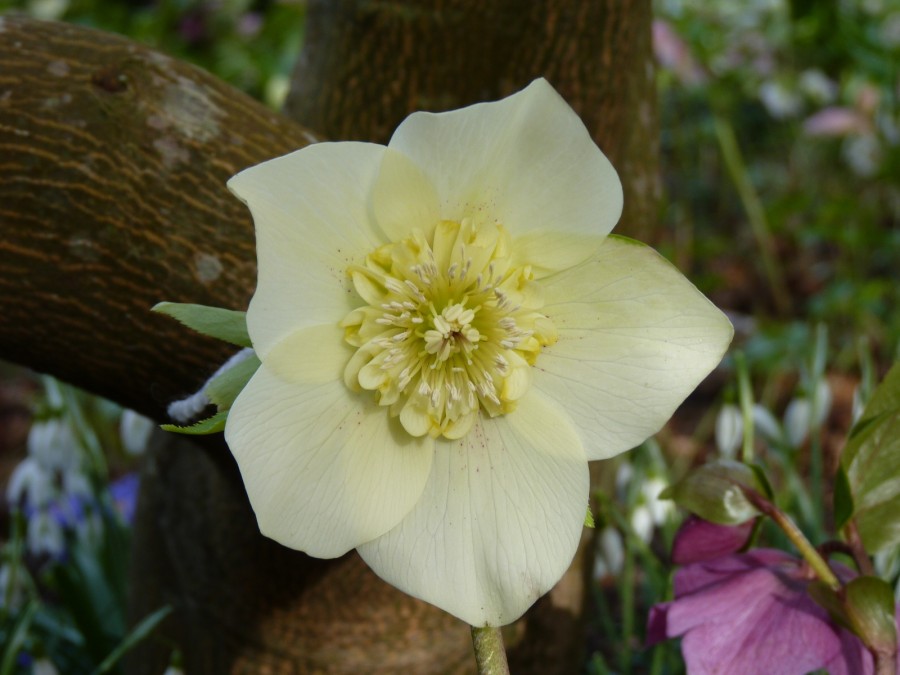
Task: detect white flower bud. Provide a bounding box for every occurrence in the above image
[715,404,743,458]
[642,477,674,526]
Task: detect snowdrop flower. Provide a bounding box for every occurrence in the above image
[119,409,155,456]
[752,403,783,444]
[6,458,54,510]
[715,404,743,458]
[784,380,832,448]
[225,79,733,626]
[27,417,78,473]
[27,509,65,558]
[798,69,838,105]
[31,658,60,675]
[593,526,625,579]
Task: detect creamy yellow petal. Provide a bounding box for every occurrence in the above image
[228,142,387,358]
[370,147,442,242]
[357,392,589,626]
[225,324,433,558]
[535,235,734,460]
[388,79,622,276]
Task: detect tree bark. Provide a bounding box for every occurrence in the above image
[287,0,660,241]
[0,2,659,672]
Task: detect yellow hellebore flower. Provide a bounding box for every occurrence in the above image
[225,79,733,627]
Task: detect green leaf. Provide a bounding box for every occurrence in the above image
[153,302,251,348]
[161,410,228,435]
[833,464,854,530]
[841,362,900,553]
[660,459,762,525]
[205,352,261,411]
[584,507,596,529]
[0,601,38,675]
[91,606,172,675]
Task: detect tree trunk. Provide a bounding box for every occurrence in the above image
[0,2,658,672]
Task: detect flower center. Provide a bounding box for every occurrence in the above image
[341,218,557,439]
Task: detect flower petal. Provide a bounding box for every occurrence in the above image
[228,142,387,358]
[370,147,442,242]
[534,235,733,460]
[357,391,589,626]
[388,78,622,276]
[224,324,434,558]
[651,552,861,675]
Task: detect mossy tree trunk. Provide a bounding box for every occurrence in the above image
[0,2,657,673]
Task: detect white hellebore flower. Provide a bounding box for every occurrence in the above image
[225,79,733,626]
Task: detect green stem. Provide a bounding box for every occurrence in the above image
[742,488,841,590]
[470,626,510,675]
[734,351,755,465]
[712,112,790,316]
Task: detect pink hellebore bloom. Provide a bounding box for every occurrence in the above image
[648,519,900,675]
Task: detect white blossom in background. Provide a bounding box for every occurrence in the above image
[225,78,733,626]
[27,510,65,558]
[752,403,783,444]
[842,134,882,177]
[27,418,79,475]
[798,69,838,105]
[783,380,833,448]
[715,404,743,458]
[31,658,60,675]
[119,409,156,456]
[759,79,803,119]
[593,526,626,579]
[6,458,55,511]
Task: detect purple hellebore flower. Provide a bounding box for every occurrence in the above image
[648,519,900,675]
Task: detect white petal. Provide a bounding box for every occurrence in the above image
[358,392,589,626]
[535,236,733,460]
[228,142,387,358]
[224,324,434,558]
[388,78,622,276]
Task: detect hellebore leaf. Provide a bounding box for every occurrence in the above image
[841,362,900,553]
[153,302,251,348]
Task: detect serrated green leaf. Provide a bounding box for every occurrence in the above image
[153,302,251,348]
[841,362,900,553]
[584,507,596,529]
[205,352,260,411]
[660,459,762,525]
[161,410,228,435]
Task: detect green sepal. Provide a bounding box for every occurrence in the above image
[660,459,762,525]
[584,507,596,529]
[840,362,900,553]
[152,302,251,348]
[844,576,899,654]
[205,353,261,411]
[160,410,228,435]
[809,576,898,654]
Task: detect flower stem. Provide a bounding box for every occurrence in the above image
[711,112,790,317]
[741,488,841,590]
[470,625,510,675]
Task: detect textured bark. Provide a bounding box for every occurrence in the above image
[0,2,659,673]
[288,0,660,241]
